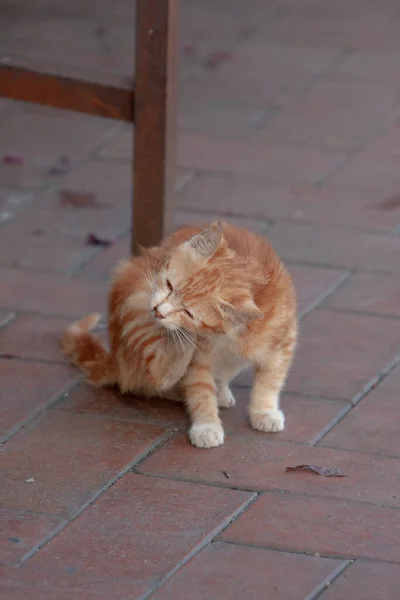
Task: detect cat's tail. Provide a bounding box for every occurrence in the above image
[61,313,116,387]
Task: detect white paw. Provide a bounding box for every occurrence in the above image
[217,386,236,408]
[249,409,285,433]
[189,423,225,448]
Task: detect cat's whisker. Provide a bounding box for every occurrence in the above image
[178,328,201,352]
[174,329,190,363]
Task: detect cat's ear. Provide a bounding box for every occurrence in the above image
[187,221,224,260]
[219,296,263,325]
[139,245,168,267]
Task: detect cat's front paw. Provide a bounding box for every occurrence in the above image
[189,422,224,448]
[249,409,285,433]
[217,385,236,408]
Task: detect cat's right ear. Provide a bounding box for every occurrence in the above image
[187,221,224,260]
[139,245,166,265]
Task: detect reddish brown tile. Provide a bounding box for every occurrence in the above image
[59,383,188,428]
[320,561,400,600]
[324,272,400,316]
[27,474,252,584]
[268,221,400,271]
[0,310,15,328]
[75,237,130,282]
[178,175,399,231]
[323,364,400,456]
[260,79,396,149]
[0,412,167,517]
[180,40,340,109]
[0,360,76,440]
[175,210,269,234]
[140,435,400,508]
[16,161,132,239]
[0,226,95,273]
[221,493,400,562]
[177,135,343,182]
[0,268,107,317]
[288,264,347,315]
[287,309,400,399]
[0,110,113,189]
[224,388,348,444]
[329,121,400,188]
[0,565,148,599]
[264,10,400,52]
[0,510,63,564]
[0,315,71,362]
[336,51,400,92]
[179,100,265,137]
[2,19,135,85]
[153,542,340,600]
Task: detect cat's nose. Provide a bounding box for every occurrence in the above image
[153,306,163,319]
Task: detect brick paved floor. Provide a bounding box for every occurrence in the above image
[1,0,400,598]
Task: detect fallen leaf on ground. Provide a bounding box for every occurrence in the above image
[204,50,232,70]
[86,233,114,247]
[49,156,71,175]
[286,464,346,477]
[2,155,23,165]
[379,193,400,211]
[59,189,98,208]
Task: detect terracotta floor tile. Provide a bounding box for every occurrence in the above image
[140,435,400,508]
[177,135,344,183]
[0,110,114,189]
[153,542,340,600]
[288,264,347,315]
[0,510,63,565]
[287,309,400,399]
[0,360,76,441]
[224,388,348,444]
[178,175,399,231]
[0,412,167,517]
[0,268,107,317]
[0,565,148,600]
[0,225,95,273]
[324,271,400,317]
[27,474,253,585]
[259,79,396,149]
[59,383,188,428]
[0,310,15,326]
[221,493,400,562]
[323,364,400,456]
[329,121,400,188]
[320,560,400,600]
[0,315,73,362]
[16,160,132,239]
[268,221,400,272]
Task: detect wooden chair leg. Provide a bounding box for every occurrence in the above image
[132,0,178,254]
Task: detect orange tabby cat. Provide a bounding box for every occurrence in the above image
[62,221,297,448]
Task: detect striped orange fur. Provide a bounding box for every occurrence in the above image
[62,221,297,448]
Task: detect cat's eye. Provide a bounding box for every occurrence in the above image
[184,309,194,319]
[166,279,173,291]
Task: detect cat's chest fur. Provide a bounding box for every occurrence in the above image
[209,331,249,378]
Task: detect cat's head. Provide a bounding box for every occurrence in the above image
[148,221,263,335]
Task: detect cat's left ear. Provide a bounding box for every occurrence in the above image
[187,221,224,261]
[219,296,263,325]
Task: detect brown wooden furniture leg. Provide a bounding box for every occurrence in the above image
[133,0,178,254]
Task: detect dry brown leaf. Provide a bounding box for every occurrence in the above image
[86,233,114,247]
[286,464,346,478]
[59,189,98,208]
